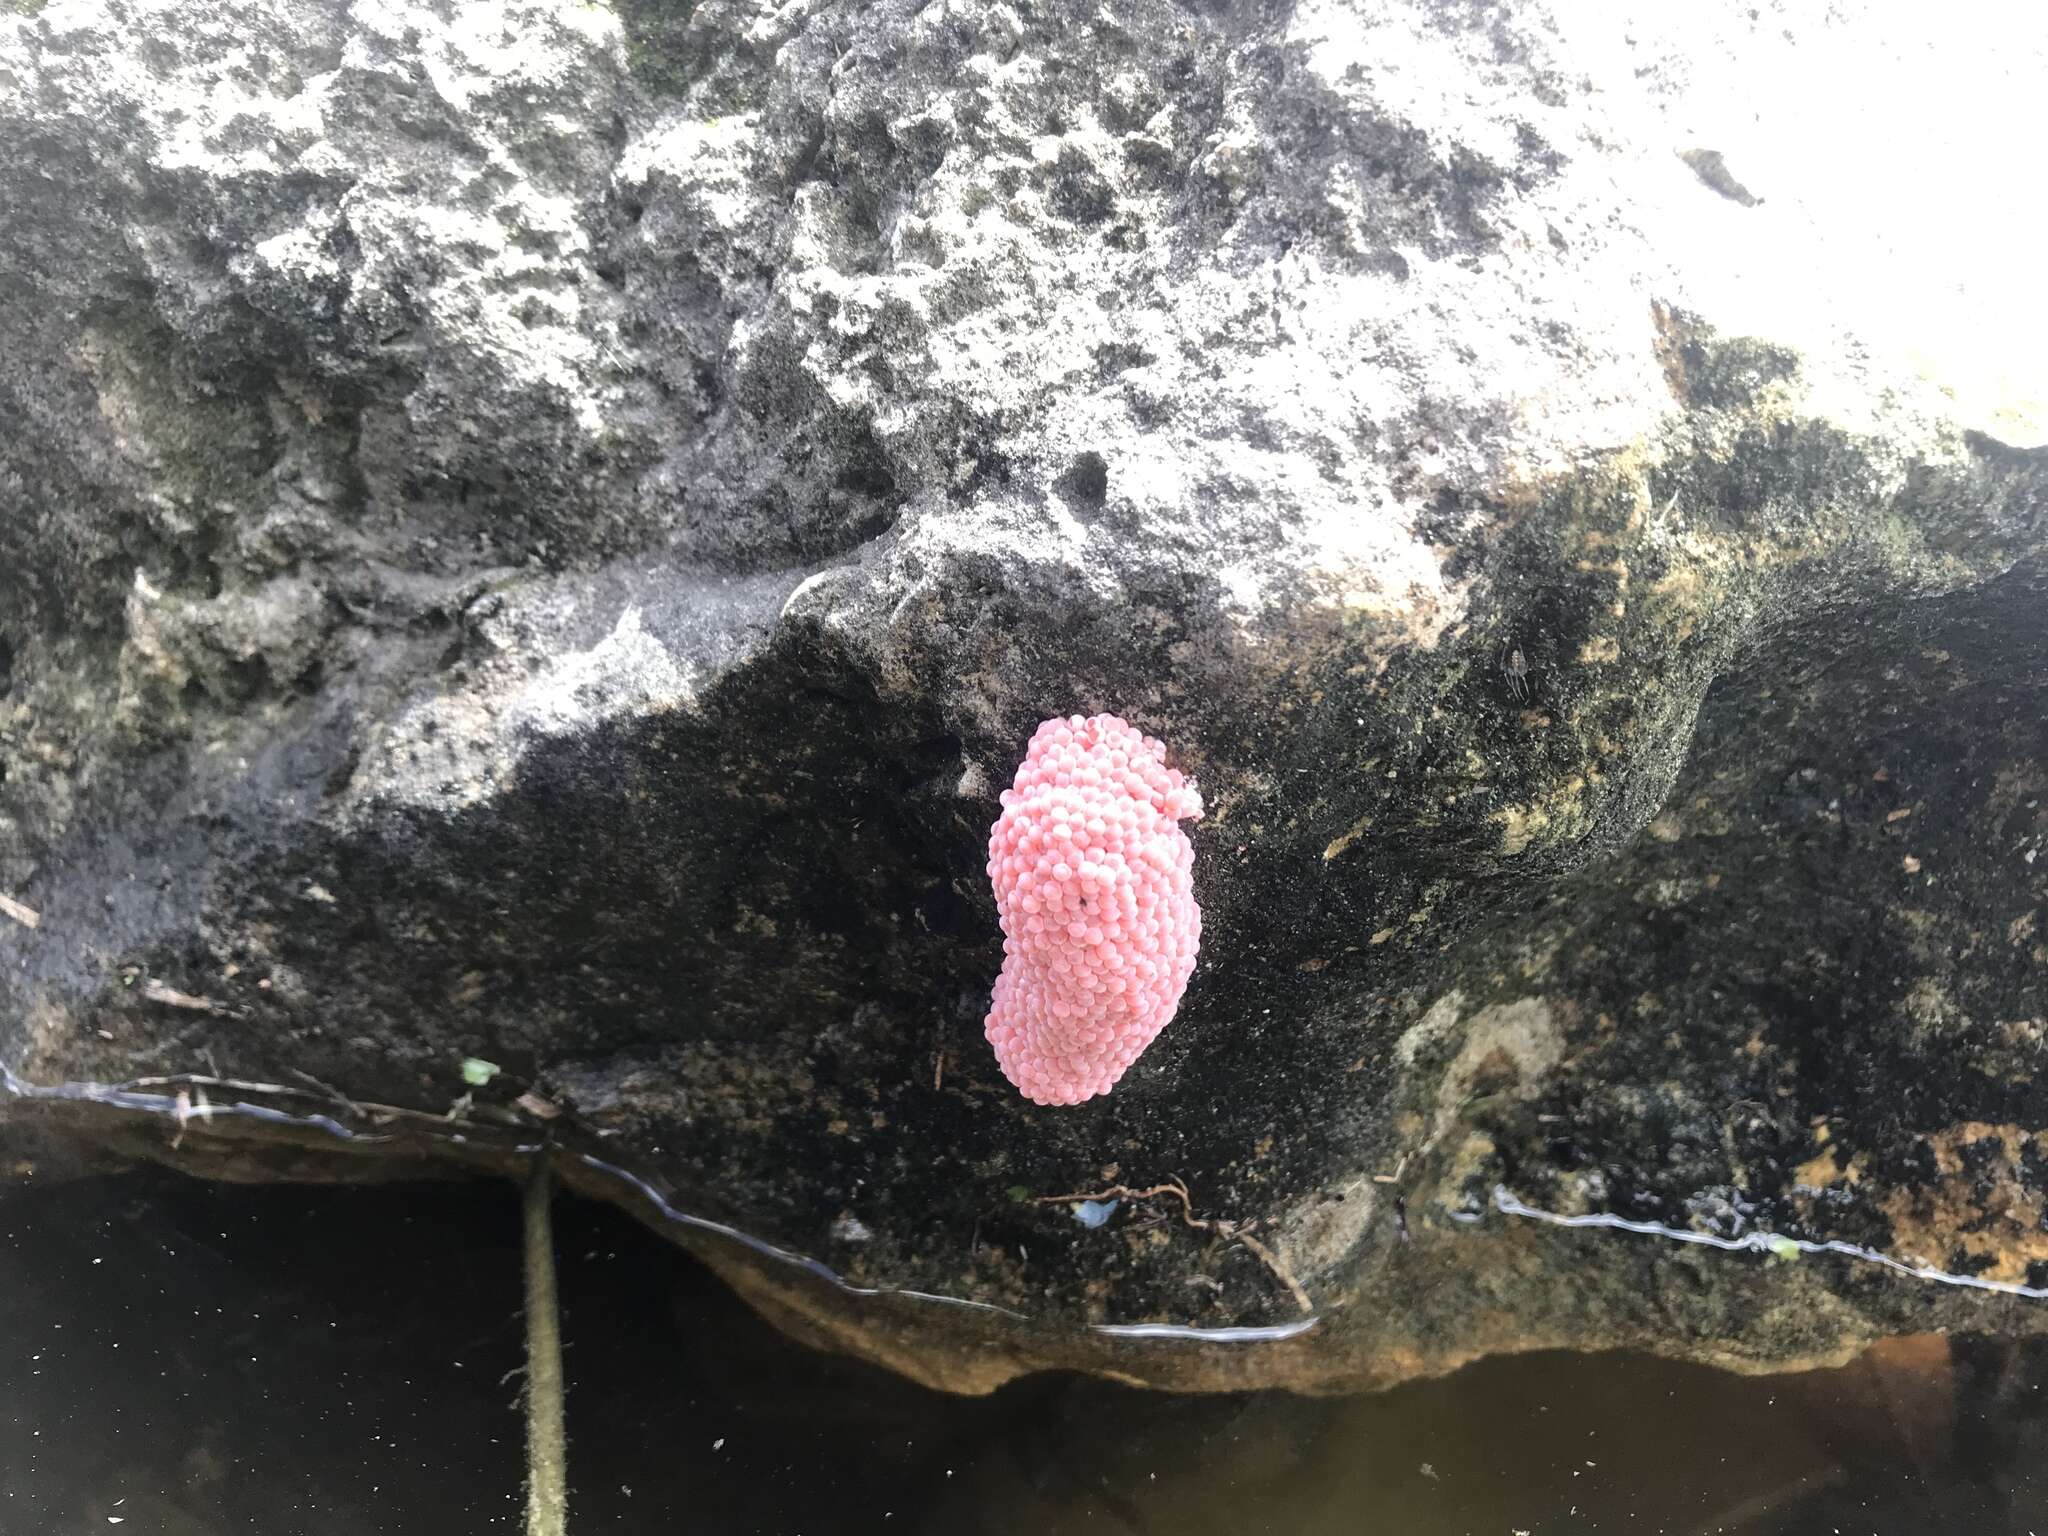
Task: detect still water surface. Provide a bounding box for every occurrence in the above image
[3,1171,2042,1533]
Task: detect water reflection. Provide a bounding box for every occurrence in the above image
[2,1170,2040,1533]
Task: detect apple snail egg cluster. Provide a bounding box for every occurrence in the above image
[982,713,1203,1105]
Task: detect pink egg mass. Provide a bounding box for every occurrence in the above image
[982,713,1204,1105]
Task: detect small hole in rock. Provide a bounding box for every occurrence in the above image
[1055,452,1109,517]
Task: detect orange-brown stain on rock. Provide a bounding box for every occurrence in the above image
[1871,1124,2048,1285]
[1792,1143,1862,1190]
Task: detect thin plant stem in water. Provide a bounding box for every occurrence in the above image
[525,1154,569,1536]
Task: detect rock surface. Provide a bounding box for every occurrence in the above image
[1,0,2044,1392]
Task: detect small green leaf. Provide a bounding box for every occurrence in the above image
[1006,1184,1032,1205]
[461,1057,501,1087]
[1765,1234,1801,1263]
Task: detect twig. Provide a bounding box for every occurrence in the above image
[127,1072,299,1095]
[1034,1178,1315,1315]
[117,1072,459,1128]
[523,1155,569,1536]
[1037,1178,1200,1223]
[515,1091,562,1121]
[1232,1229,1314,1315]
[288,1067,363,1115]
[0,891,41,930]
[141,979,234,1015]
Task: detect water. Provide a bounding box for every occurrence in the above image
[3,1170,2044,1534]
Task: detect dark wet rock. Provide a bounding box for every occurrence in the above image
[2,0,2044,1392]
